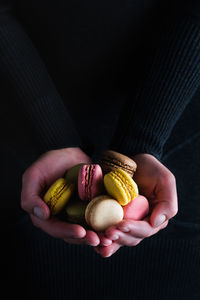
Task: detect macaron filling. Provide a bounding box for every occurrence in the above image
[102,156,135,174]
[112,170,136,198]
[104,169,138,206]
[109,171,131,201]
[85,164,95,200]
[47,182,71,212]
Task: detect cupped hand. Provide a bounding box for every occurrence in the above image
[132,153,178,227]
[21,147,100,246]
[95,153,178,257]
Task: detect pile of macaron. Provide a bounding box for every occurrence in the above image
[43,150,148,231]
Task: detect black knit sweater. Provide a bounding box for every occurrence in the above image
[1,0,200,159]
[1,2,200,300]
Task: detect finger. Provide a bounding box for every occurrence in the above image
[35,148,92,185]
[117,219,154,238]
[21,168,50,220]
[94,242,121,258]
[106,227,141,247]
[150,175,178,228]
[30,215,86,239]
[118,219,169,237]
[94,223,169,258]
[83,230,100,246]
[105,224,141,246]
[97,232,112,246]
[65,231,101,247]
[21,150,91,219]
[64,231,100,246]
[108,220,168,246]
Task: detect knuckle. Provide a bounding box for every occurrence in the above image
[29,166,41,180]
[170,206,178,217]
[22,167,34,184]
[22,170,28,184]
[162,171,176,187]
[170,173,176,185]
[20,191,29,211]
[20,197,27,211]
[22,166,41,188]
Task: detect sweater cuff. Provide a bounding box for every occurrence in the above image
[111,14,200,160]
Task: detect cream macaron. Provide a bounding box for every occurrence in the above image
[85,195,124,231]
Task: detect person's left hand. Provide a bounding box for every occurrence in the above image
[21,147,100,247]
[94,153,178,258]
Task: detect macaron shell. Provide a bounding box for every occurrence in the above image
[101,150,137,177]
[123,196,149,220]
[78,165,87,200]
[43,178,75,215]
[104,169,139,206]
[78,164,103,201]
[65,163,84,184]
[90,164,103,199]
[104,173,130,206]
[85,195,108,225]
[117,169,139,199]
[65,199,88,224]
[85,196,124,231]
[53,185,74,215]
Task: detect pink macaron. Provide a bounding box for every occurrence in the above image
[123,195,149,220]
[78,164,103,201]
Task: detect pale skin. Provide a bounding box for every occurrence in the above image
[21,147,178,257]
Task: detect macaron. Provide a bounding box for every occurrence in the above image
[104,168,138,206]
[78,164,103,201]
[65,163,84,184]
[85,195,124,231]
[123,196,149,220]
[101,150,137,177]
[65,199,88,225]
[43,178,75,215]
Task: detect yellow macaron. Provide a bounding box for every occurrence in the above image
[104,168,138,206]
[43,178,75,215]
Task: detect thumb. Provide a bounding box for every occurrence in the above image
[150,175,178,228]
[25,195,50,220]
[21,169,50,220]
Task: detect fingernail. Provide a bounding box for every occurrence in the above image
[33,206,46,220]
[154,214,167,227]
[111,234,119,241]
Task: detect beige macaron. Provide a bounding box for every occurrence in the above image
[85,195,124,231]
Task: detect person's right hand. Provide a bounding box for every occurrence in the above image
[21,147,100,246]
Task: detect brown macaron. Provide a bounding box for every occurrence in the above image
[100,150,137,177]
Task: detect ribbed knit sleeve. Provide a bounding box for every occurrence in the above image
[111,8,200,160]
[0,5,82,152]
